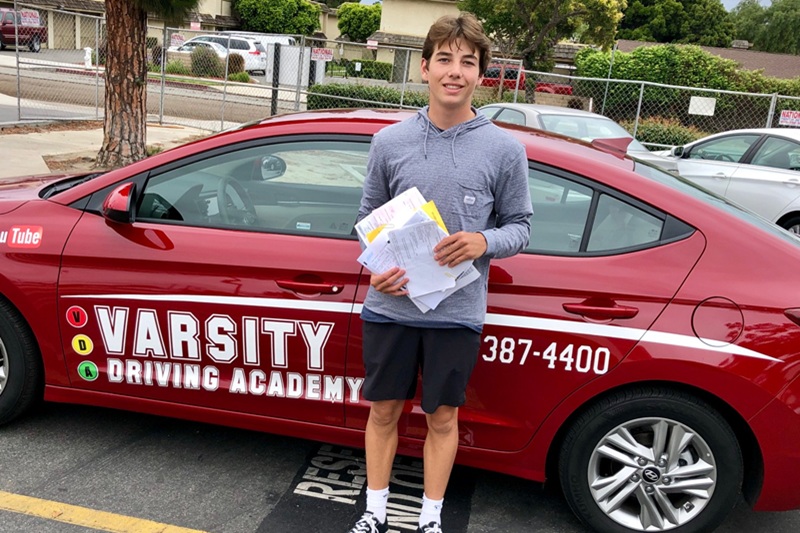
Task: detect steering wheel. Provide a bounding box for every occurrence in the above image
[715,154,735,162]
[217,177,257,226]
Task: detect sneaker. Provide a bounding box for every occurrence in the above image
[417,522,443,533]
[348,512,388,533]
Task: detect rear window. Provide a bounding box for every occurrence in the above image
[255,43,267,53]
[229,39,249,50]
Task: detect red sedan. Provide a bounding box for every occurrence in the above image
[1,109,799,533]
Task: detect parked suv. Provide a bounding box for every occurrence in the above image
[182,34,267,74]
[481,64,526,90]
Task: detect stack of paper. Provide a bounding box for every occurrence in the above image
[356,187,479,312]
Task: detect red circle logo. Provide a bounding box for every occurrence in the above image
[66,305,88,328]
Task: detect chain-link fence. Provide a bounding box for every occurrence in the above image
[5,4,800,145]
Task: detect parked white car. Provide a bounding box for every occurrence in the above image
[179,34,267,74]
[169,40,229,60]
[653,128,800,232]
[477,103,677,172]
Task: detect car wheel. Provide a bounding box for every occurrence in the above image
[0,41,6,51]
[0,298,43,426]
[29,35,41,53]
[559,388,742,533]
[779,215,800,235]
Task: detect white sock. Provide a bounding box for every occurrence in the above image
[419,493,443,527]
[366,486,389,524]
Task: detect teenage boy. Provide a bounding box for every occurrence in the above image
[348,13,532,533]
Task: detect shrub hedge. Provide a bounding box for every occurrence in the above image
[620,117,708,148]
[191,46,224,79]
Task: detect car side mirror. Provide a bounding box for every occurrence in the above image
[260,155,287,180]
[102,182,136,224]
[671,146,685,158]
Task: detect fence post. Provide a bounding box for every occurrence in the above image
[271,43,281,116]
[294,36,305,111]
[159,26,167,126]
[400,49,410,107]
[601,43,617,115]
[633,82,645,139]
[766,93,778,128]
[95,17,100,119]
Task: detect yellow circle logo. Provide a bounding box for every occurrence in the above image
[72,334,94,356]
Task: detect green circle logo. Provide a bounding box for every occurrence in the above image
[77,361,99,382]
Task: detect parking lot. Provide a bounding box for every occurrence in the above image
[0,402,796,533]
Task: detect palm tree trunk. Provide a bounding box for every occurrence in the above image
[96,0,148,168]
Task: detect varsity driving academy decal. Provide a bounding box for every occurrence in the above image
[62,296,364,403]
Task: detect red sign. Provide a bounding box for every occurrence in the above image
[311,48,334,62]
[779,110,800,127]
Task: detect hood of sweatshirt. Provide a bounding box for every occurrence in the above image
[417,106,492,166]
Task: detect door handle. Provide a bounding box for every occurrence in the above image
[562,303,639,320]
[713,173,728,179]
[276,280,343,295]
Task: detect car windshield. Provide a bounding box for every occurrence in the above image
[539,114,649,152]
[633,162,800,246]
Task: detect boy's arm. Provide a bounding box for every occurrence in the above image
[357,135,392,223]
[479,143,533,258]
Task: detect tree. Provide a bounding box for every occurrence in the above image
[97,0,200,169]
[337,3,381,42]
[322,0,352,7]
[730,0,766,45]
[754,0,800,54]
[618,0,734,47]
[457,0,625,69]
[233,0,321,35]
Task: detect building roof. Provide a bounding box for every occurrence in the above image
[367,31,425,49]
[617,39,800,80]
[21,0,105,13]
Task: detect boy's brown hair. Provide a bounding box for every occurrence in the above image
[422,13,492,75]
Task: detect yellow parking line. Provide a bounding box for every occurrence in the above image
[0,490,207,533]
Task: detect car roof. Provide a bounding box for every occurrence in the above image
[692,128,800,143]
[481,102,608,120]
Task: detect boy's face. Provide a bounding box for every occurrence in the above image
[421,38,483,115]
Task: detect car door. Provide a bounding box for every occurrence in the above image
[677,134,760,196]
[57,137,370,427]
[726,135,800,221]
[344,164,704,451]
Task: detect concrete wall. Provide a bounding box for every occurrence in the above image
[381,0,458,36]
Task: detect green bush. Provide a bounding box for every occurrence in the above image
[620,117,708,148]
[227,53,245,74]
[343,59,393,81]
[307,83,503,110]
[191,46,224,78]
[165,60,191,76]
[227,71,251,83]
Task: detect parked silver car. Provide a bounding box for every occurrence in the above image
[178,34,267,74]
[477,103,677,172]
[653,128,800,232]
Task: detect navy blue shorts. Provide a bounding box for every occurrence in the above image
[361,321,481,414]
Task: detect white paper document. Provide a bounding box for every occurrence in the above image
[355,187,426,245]
[388,219,471,298]
[356,189,479,313]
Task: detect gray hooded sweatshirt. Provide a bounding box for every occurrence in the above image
[358,106,533,332]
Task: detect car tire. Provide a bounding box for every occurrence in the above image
[559,388,742,533]
[0,41,6,51]
[0,298,43,426]
[779,215,800,235]
[28,35,41,53]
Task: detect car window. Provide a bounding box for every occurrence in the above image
[229,39,250,50]
[587,194,663,252]
[526,167,664,255]
[750,136,800,170]
[538,115,648,151]
[477,107,499,120]
[494,109,526,127]
[137,140,369,238]
[687,134,759,163]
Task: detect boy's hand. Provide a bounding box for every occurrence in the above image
[371,267,409,296]
[434,231,487,267]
